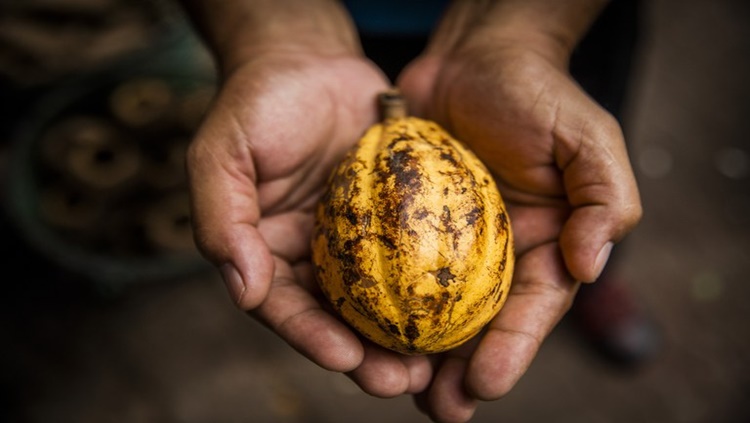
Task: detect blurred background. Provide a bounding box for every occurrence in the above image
[1,0,749,422]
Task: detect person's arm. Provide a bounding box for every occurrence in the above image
[179,0,362,72]
[177,0,366,310]
[400,1,641,421]
[177,0,430,403]
[427,0,608,65]
[404,0,638,285]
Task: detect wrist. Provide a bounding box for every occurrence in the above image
[180,0,362,74]
[425,0,608,68]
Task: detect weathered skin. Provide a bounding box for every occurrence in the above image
[312,116,514,355]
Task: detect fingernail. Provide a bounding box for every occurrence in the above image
[220,263,245,306]
[594,242,614,280]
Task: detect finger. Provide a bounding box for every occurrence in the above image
[257,211,314,263]
[465,242,579,400]
[187,120,274,310]
[403,354,434,394]
[426,356,478,423]
[554,109,642,282]
[346,343,410,398]
[506,204,568,255]
[347,345,433,398]
[290,262,435,390]
[415,339,480,423]
[292,261,319,295]
[344,342,434,398]
[412,353,442,415]
[253,257,364,372]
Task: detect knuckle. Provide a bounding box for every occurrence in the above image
[615,189,644,235]
[185,137,207,171]
[596,110,624,141]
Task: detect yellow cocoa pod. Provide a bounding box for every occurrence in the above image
[312,91,514,355]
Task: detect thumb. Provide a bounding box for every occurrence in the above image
[555,106,642,282]
[186,122,274,310]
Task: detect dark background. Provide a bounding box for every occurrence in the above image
[1,0,749,422]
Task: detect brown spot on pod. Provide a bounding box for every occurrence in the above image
[432,267,457,288]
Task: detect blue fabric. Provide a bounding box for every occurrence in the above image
[342,0,450,35]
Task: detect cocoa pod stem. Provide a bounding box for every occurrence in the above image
[378,89,407,120]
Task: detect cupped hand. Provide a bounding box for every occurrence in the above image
[397,44,642,421]
[187,51,435,392]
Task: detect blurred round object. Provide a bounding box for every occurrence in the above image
[6,58,214,291]
[143,192,196,253]
[110,77,174,129]
[714,147,749,179]
[637,145,673,179]
[37,185,102,233]
[66,131,141,191]
[0,0,185,86]
[142,138,187,190]
[690,271,724,303]
[38,116,117,170]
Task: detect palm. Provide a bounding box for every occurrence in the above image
[227,53,389,214]
[435,51,585,258]
[397,48,637,419]
[187,51,392,369]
